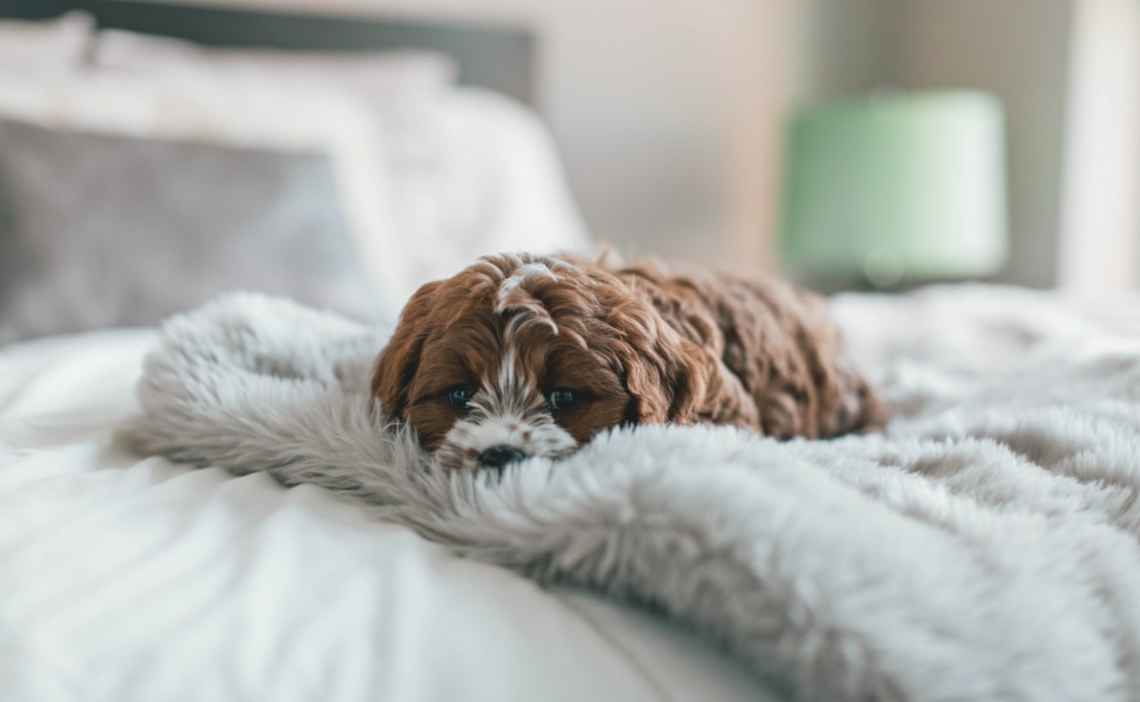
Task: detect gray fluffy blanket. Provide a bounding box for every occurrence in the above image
[124,288,1140,701]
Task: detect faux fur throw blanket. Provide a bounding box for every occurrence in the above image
[124,287,1140,701]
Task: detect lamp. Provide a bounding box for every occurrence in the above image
[779,91,1008,289]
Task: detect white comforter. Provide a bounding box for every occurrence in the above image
[0,331,769,701]
[4,285,1137,702]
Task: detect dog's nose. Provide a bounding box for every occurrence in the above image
[478,445,528,469]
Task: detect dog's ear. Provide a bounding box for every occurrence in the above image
[658,339,759,428]
[613,336,674,424]
[608,300,756,427]
[629,335,707,424]
[372,281,441,420]
[602,300,674,424]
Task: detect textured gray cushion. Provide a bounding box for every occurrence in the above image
[0,116,381,343]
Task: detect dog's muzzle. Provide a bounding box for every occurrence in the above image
[478,444,528,469]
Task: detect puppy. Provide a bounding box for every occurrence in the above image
[373,253,885,471]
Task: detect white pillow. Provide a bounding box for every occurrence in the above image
[416,87,593,284]
[92,28,456,151]
[94,32,596,290]
[94,29,454,88]
[0,11,94,69]
[0,71,417,322]
[90,29,466,292]
[91,30,593,288]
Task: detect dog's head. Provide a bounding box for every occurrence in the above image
[372,253,711,471]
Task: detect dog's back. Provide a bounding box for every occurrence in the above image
[607,260,887,439]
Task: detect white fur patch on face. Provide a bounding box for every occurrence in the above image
[432,346,578,471]
[436,416,577,471]
[495,261,562,339]
[548,258,578,272]
[496,263,558,307]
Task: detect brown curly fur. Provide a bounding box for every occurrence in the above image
[610,261,886,438]
[373,253,885,467]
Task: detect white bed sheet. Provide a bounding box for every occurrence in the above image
[0,331,772,702]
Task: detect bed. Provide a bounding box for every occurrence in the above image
[6,285,1140,702]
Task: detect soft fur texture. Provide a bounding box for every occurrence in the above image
[122,288,1140,701]
[373,253,884,471]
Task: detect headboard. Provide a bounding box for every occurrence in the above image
[0,0,537,107]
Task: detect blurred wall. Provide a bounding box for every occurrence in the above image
[790,0,895,102]
[888,0,1076,288]
[1057,0,1140,292]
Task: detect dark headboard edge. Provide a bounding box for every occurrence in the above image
[0,0,537,106]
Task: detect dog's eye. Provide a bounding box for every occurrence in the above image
[547,389,578,411]
[447,386,473,411]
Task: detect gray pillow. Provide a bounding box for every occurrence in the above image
[0,116,382,343]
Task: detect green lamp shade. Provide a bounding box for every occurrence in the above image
[780,91,1008,285]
